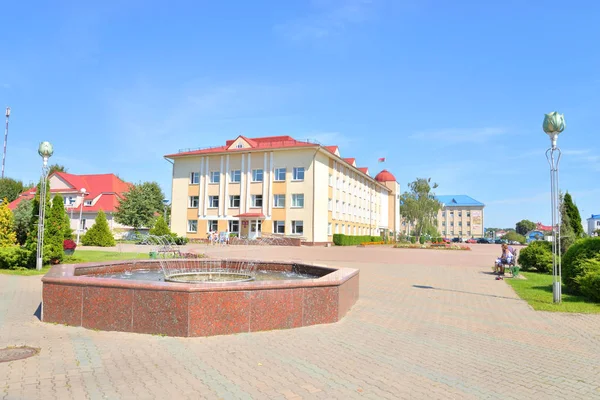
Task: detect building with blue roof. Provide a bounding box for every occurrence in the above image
[587,214,600,236]
[434,195,485,238]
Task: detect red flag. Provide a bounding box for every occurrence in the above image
[378,157,386,163]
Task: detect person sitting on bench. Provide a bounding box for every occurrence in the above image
[494,244,514,275]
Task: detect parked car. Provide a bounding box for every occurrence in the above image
[465,238,477,244]
[477,238,491,244]
[452,237,461,243]
[442,238,451,243]
[509,240,521,245]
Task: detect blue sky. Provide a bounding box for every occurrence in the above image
[1,0,599,229]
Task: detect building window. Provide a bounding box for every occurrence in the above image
[210,171,220,184]
[187,220,197,233]
[229,195,240,208]
[467,211,471,217]
[274,168,286,181]
[208,196,219,208]
[235,143,243,148]
[458,212,462,217]
[450,211,454,216]
[190,172,199,184]
[342,202,346,213]
[458,221,462,226]
[273,220,285,234]
[467,222,471,227]
[329,174,333,186]
[228,220,239,233]
[450,222,454,227]
[442,221,446,226]
[342,224,345,234]
[292,167,305,181]
[335,224,339,234]
[292,194,304,208]
[328,198,332,211]
[208,220,218,232]
[230,170,241,183]
[273,194,285,208]
[189,196,199,208]
[251,195,263,208]
[252,169,263,182]
[84,200,93,206]
[291,220,303,235]
[328,223,332,236]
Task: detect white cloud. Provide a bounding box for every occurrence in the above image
[409,127,507,144]
[274,0,376,41]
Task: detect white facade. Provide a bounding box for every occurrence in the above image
[587,214,600,236]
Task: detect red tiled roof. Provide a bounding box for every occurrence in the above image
[358,167,369,175]
[536,222,553,231]
[343,157,356,166]
[324,145,339,154]
[8,172,131,212]
[233,213,265,218]
[374,169,397,182]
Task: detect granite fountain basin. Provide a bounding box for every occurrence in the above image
[41,259,359,337]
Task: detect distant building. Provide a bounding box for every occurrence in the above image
[434,195,485,238]
[587,214,600,236]
[9,172,132,235]
[525,230,548,243]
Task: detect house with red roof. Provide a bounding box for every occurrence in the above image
[9,172,132,235]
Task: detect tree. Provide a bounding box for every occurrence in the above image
[13,199,33,245]
[399,178,442,237]
[149,216,171,236]
[24,178,52,267]
[559,192,575,254]
[502,231,526,244]
[0,198,17,246]
[48,164,68,174]
[115,182,165,230]
[515,220,536,236]
[44,196,67,264]
[563,192,584,238]
[0,178,26,203]
[81,210,115,247]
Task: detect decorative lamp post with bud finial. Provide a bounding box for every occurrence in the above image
[543,112,565,303]
[36,141,54,271]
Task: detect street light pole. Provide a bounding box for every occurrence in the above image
[2,107,10,179]
[36,142,54,271]
[543,111,565,304]
[76,188,87,245]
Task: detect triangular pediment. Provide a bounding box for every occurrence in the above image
[227,136,256,150]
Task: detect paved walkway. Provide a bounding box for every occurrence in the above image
[1,245,600,399]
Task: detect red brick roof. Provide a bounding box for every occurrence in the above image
[8,172,131,213]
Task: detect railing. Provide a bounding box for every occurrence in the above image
[177,138,322,154]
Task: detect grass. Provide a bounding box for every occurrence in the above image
[0,250,150,276]
[506,271,600,313]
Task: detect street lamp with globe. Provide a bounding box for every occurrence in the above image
[543,111,565,303]
[36,141,53,271]
[76,188,88,245]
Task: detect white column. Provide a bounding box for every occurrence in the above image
[268,152,274,217]
[203,157,209,217]
[198,157,204,218]
[240,154,246,213]
[246,153,252,213]
[224,155,230,217]
[262,152,268,217]
[219,156,224,217]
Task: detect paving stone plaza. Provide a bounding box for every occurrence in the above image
[1,244,599,399]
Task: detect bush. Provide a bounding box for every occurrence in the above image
[503,231,526,244]
[0,246,31,270]
[563,237,600,294]
[419,236,425,245]
[575,259,600,302]
[410,236,416,244]
[150,216,171,236]
[332,234,382,246]
[518,241,553,273]
[81,210,116,247]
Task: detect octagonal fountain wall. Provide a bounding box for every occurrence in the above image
[41,259,359,337]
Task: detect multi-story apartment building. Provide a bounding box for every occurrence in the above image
[165,135,401,244]
[435,195,485,238]
[587,214,600,236]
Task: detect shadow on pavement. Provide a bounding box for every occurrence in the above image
[412,284,521,301]
[33,302,41,321]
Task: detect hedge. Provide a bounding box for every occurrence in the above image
[332,234,382,246]
[0,246,31,270]
[518,240,553,273]
[562,237,600,294]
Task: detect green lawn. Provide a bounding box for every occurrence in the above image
[506,272,600,313]
[0,250,149,276]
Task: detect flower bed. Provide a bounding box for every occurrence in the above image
[358,241,387,246]
[394,243,471,251]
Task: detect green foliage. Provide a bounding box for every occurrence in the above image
[518,241,553,273]
[0,247,31,270]
[410,236,416,244]
[0,177,26,203]
[24,178,52,268]
[419,235,425,244]
[13,199,32,245]
[0,198,17,246]
[43,196,68,265]
[332,234,381,246]
[559,193,575,254]
[399,178,441,237]
[563,192,584,238]
[563,237,600,294]
[115,182,165,229]
[575,259,600,303]
[502,231,526,244]
[48,164,68,174]
[515,220,536,236]
[150,216,171,236]
[81,210,115,247]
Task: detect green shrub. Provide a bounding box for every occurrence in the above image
[331,234,382,246]
[575,259,600,302]
[150,216,171,236]
[81,210,116,247]
[518,241,553,273]
[563,237,600,294]
[419,236,425,245]
[0,246,31,269]
[410,236,416,244]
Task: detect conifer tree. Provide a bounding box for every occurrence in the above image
[563,192,584,238]
[149,216,171,237]
[81,210,115,247]
[44,196,68,264]
[0,197,17,246]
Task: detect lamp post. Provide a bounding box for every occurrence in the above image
[36,141,53,271]
[543,111,565,304]
[76,188,87,245]
[2,107,10,179]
